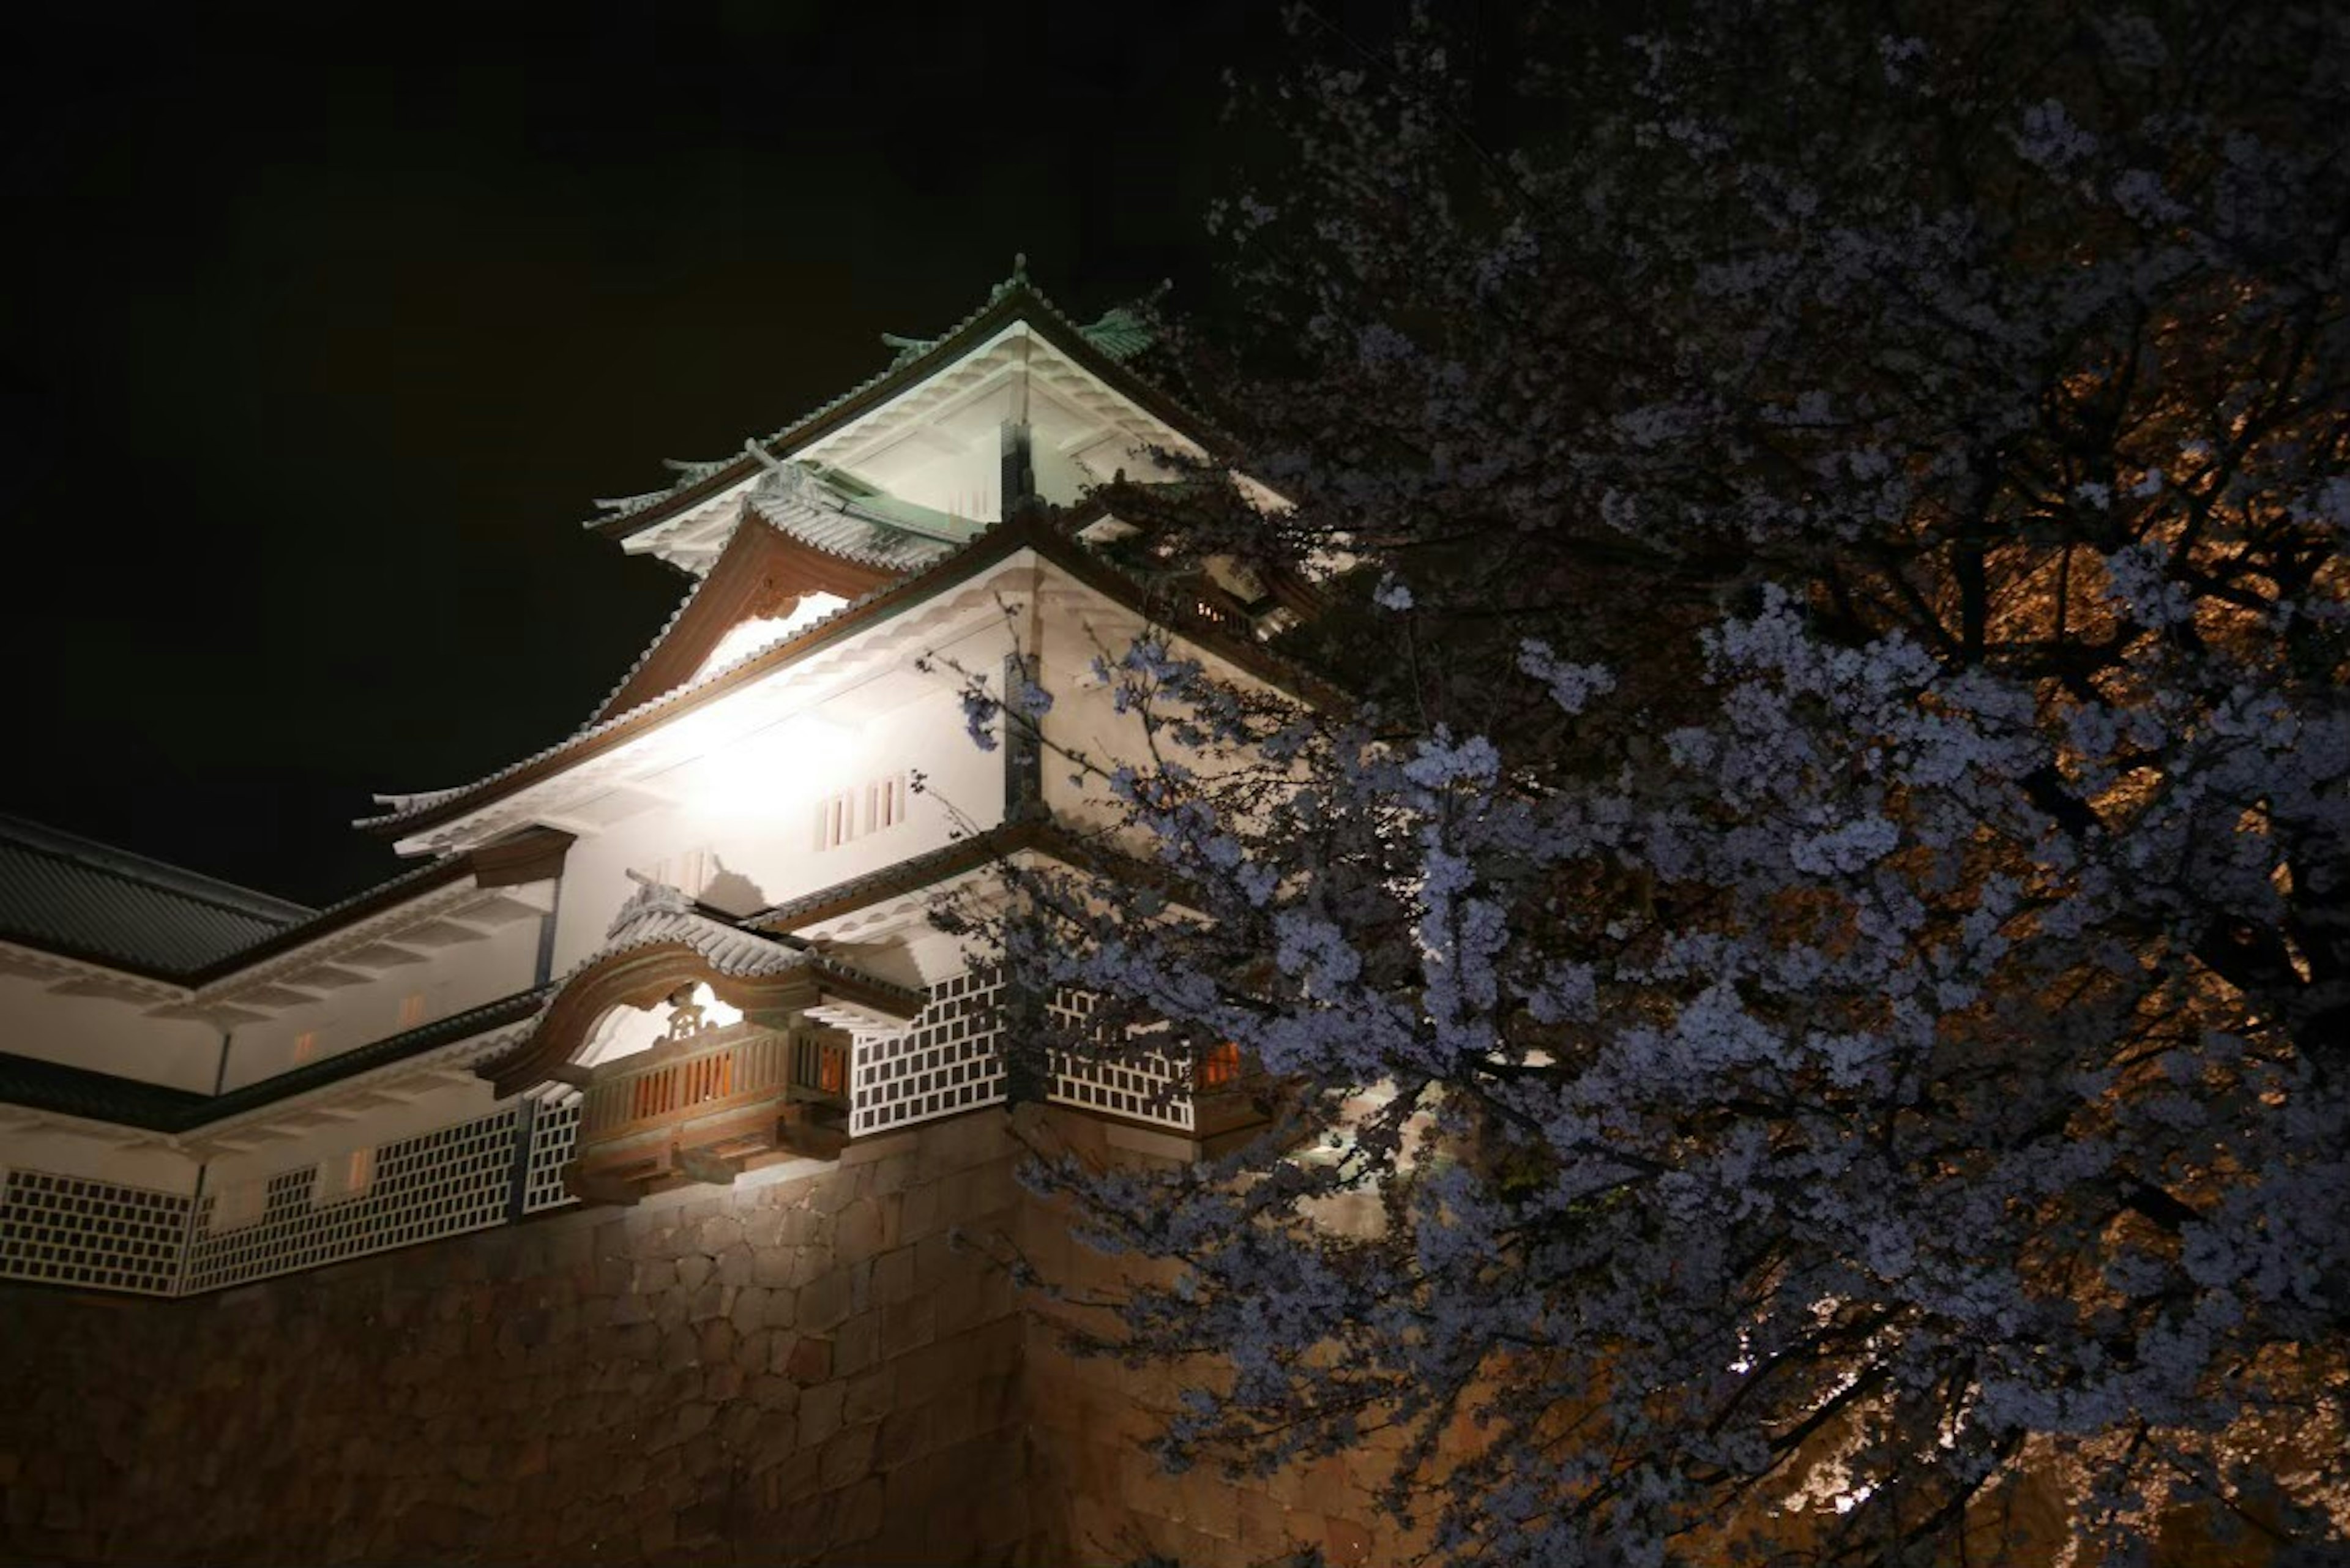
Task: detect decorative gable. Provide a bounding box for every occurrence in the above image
[589,513,897,725]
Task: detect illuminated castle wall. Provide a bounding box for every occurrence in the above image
[0,272,1381,1567]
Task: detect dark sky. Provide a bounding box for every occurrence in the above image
[0,2,1280,906]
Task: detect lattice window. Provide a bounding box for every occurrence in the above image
[0,1168,190,1296]
[817,774,909,850]
[867,772,907,833]
[1046,988,1196,1132]
[523,1098,581,1215]
[850,968,1009,1135]
[818,790,857,850]
[182,1107,521,1294]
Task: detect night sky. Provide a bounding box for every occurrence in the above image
[0,2,1277,906]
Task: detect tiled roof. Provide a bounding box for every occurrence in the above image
[583,267,1211,539]
[359,510,1344,841]
[744,463,964,572]
[752,818,1182,938]
[195,854,471,979]
[353,552,924,834]
[0,816,311,977]
[752,822,1053,932]
[0,1050,212,1129]
[0,815,488,986]
[0,985,552,1132]
[565,466,964,736]
[590,878,923,1010]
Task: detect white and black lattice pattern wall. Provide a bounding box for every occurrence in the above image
[0,1168,190,1296]
[522,1098,581,1215]
[182,1107,523,1294]
[850,968,1009,1135]
[1045,988,1195,1132]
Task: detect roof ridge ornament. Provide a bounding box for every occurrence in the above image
[883,255,1033,368]
[878,330,937,368]
[991,251,1031,301]
[610,872,696,938]
[1078,280,1173,363]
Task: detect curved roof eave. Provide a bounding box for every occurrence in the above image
[584,279,1230,547]
[360,514,1346,848]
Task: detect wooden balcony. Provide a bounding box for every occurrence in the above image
[1190,1041,1291,1158]
[561,1020,851,1205]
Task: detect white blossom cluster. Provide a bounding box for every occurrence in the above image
[957,4,2350,1562]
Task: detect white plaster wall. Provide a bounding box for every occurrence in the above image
[811,909,998,993]
[1031,438,1092,508]
[198,1072,508,1194]
[215,908,545,1094]
[549,617,1016,975]
[0,1128,201,1193]
[0,971,222,1091]
[1033,584,1281,834]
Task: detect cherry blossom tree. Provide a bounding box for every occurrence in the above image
[966,2,2349,1561]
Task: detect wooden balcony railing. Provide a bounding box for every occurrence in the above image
[564,1021,850,1204]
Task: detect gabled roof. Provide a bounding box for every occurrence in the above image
[744,460,975,572]
[359,509,1344,845]
[0,816,312,977]
[476,877,923,1097]
[584,501,904,726]
[589,875,895,987]
[0,824,573,988]
[583,264,1214,545]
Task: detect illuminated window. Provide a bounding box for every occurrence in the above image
[398,993,427,1028]
[1198,1040,1244,1090]
[211,1178,266,1232]
[319,1147,375,1204]
[291,1031,319,1066]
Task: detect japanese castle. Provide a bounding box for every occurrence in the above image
[0,266,1309,1299]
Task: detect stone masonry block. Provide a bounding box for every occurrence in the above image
[819,1421,878,1492]
[842,1367,895,1427]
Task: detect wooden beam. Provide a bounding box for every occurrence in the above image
[466,826,576,889]
[673,1146,742,1187]
[561,1167,643,1208]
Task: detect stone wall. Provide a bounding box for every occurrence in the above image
[0,1110,1032,1567]
[5,1103,2260,1567]
[1013,1110,1386,1568]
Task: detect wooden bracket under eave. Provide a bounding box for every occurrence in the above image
[467,826,578,889]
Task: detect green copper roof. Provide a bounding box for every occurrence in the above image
[584,263,1193,540]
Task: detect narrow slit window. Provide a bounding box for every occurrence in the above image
[818,790,856,849]
[868,773,906,833]
[819,776,906,848]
